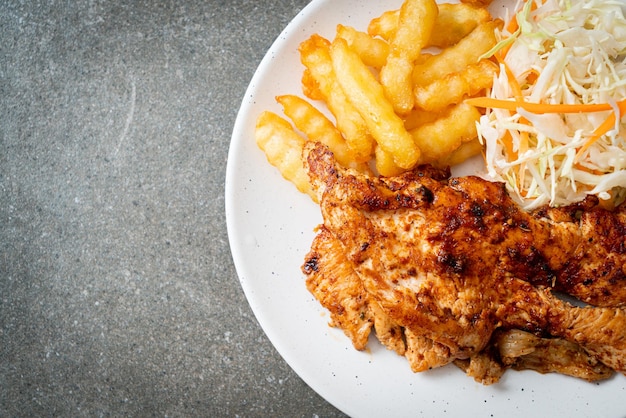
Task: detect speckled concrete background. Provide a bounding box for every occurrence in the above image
[1,1,346,416]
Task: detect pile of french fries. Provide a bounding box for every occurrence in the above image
[255,0,502,201]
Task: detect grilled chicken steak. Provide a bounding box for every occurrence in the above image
[302,141,626,378]
[304,224,613,383]
[305,142,626,308]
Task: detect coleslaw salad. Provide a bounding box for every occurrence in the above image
[471,0,626,210]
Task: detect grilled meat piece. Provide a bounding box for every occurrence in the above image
[303,226,374,351]
[304,142,626,307]
[303,226,454,369]
[303,142,626,374]
[303,211,614,383]
[493,329,613,381]
[454,328,613,383]
[303,226,405,354]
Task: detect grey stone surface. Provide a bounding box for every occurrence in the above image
[1,1,346,416]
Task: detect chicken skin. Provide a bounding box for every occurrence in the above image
[302,142,626,376]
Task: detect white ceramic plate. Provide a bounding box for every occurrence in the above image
[225,1,626,416]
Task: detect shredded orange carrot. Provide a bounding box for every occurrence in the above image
[524,68,540,85]
[501,130,517,161]
[576,113,617,156]
[502,62,523,101]
[469,96,625,161]
[505,14,519,34]
[499,16,519,58]
[499,22,518,58]
[518,117,530,153]
[504,0,538,32]
[498,35,517,60]
[500,0,540,58]
[465,97,626,114]
[575,100,626,159]
[573,163,606,176]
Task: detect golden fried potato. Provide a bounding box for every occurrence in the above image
[368,3,492,48]
[380,0,438,115]
[335,24,389,69]
[330,37,420,169]
[414,59,499,112]
[257,0,501,202]
[301,69,324,101]
[374,145,406,177]
[403,106,448,130]
[276,94,369,172]
[410,103,481,162]
[298,34,375,162]
[255,111,316,201]
[368,9,398,41]
[461,0,494,8]
[412,20,501,86]
[430,3,492,48]
[434,138,483,168]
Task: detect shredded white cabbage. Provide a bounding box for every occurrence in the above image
[477,0,626,210]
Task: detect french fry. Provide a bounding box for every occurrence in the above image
[410,103,481,162]
[380,0,438,114]
[461,0,494,8]
[414,59,499,112]
[430,3,492,48]
[367,9,398,41]
[412,20,501,86]
[301,69,324,101]
[335,24,389,69]
[434,138,483,168]
[403,106,448,130]
[255,111,317,202]
[257,0,501,202]
[276,94,369,172]
[369,3,492,48]
[298,34,375,162]
[380,55,416,115]
[375,145,406,177]
[330,37,420,169]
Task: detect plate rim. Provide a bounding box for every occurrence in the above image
[225,0,626,416]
